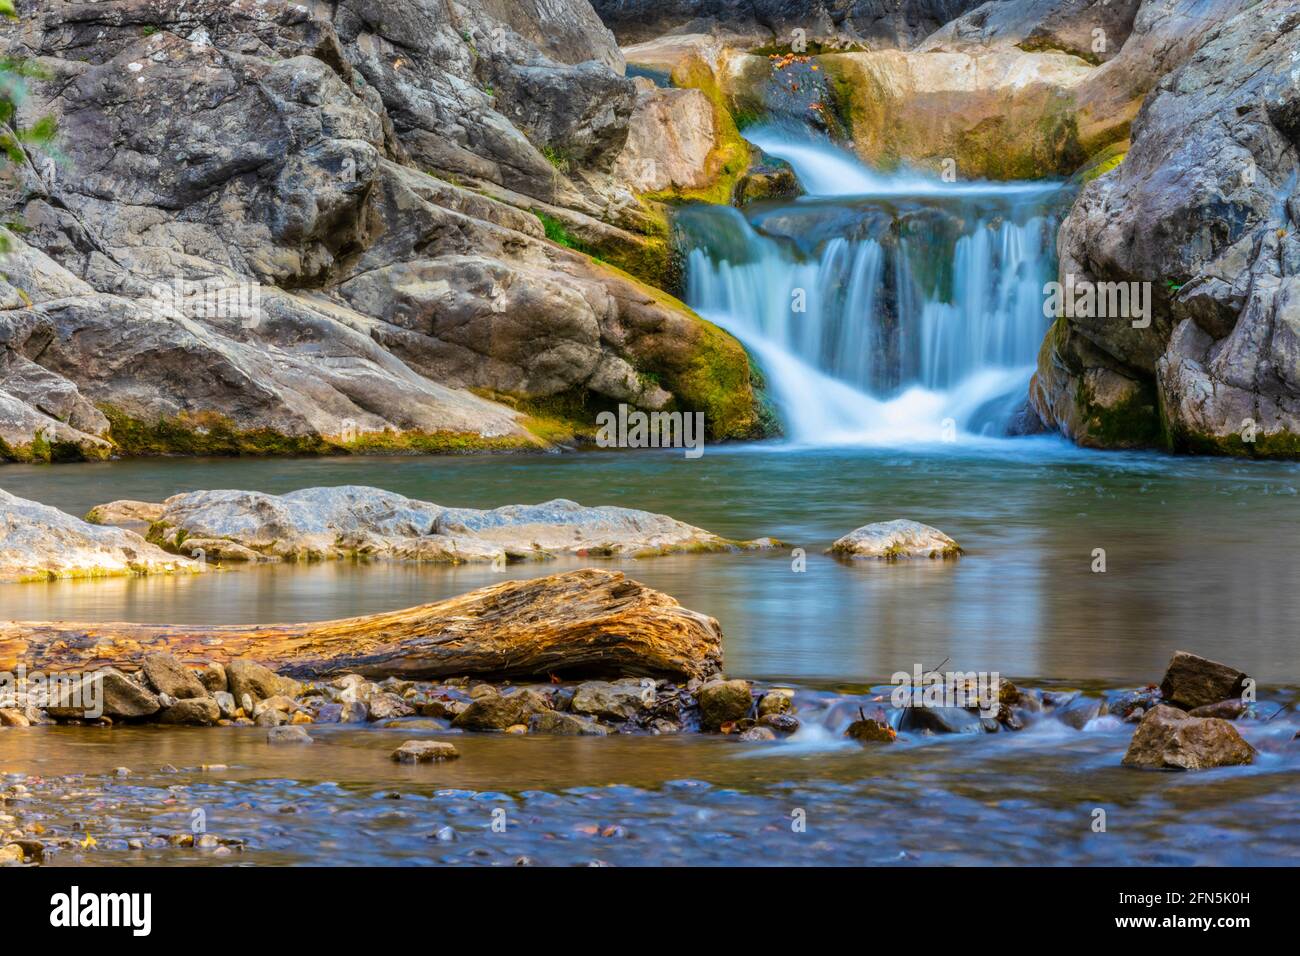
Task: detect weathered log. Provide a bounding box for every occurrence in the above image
[0,569,724,681]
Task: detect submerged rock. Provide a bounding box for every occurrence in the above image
[828,520,962,561]
[898,705,985,735]
[1121,705,1256,771]
[846,717,896,743]
[391,741,460,763]
[1159,652,1250,712]
[0,491,203,584]
[267,726,313,745]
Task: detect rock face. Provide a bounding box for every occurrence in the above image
[0,489,203,583]
[828,519,962,561]
[1159,652,1250,712]
[1121,704,1256,770]
[0,0,771,463]
[919,0,1141,65]
[822,48,1094,178]
[96,485,769,564]
[1032,0,1300,454]
[613,81,720,193]
[591,0,986,49]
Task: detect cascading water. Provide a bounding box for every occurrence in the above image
[680,126,1070,444]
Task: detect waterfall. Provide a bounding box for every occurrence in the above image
[682,128,1069,444]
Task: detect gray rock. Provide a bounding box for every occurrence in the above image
[267,725,314,744]
[1121,705,1256,770]
[141,653,208,701]
[738,726,777,741]
[213,692,238,720]
[528,711,610,736]
[391,740,460,763]
[0,491,203,584]
[198,663,228,694]
[698,679,753,730]
[1188,699,1247,721]
[570,680,656,721]
[47,668,160,720]
[158,698,221,727]
[1159,652,1250,712]
[1057,696,1105,731]
[759,712,800,734]
[367,693,415,722]
[828,520,962,560]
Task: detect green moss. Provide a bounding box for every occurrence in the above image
[1073,140,1127,185]
[1074,377,1161,449]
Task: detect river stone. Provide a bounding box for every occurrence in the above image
[846,718,895,743]
[452,690,549,731]
[158,697,221,727]
[47,668,160,720]
[1057,696,1105,731]
[570,680,656,721]
[738,726,777,742]
[758,689,794,716]
[391,741,460,763]
[141,652,208,701]
[267,725,313,745]
[698,679,753,730]
[213,692,237,719]
[1189,699,1247,721]
[227,659,288,705]
[898,705,985,735]
[198,663,228,694]
[0,844,23,865]
[529,711,609,736]
[1159,652,1249,711]
[828,520,962,560]
[1121,705,1256,771]
[367,693,415,721]
[759,713,800,734]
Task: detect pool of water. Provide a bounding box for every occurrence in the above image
[3,439,1299,686]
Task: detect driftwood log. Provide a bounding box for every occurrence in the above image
[0,569,724,681]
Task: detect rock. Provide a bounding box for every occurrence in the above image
[127,487,769,564]
[846,718,895,742]
[570,680,656,721]
[267,726,313,745]
[391,741,460,763]
[735,166,800,205]
[198,663,228,694]
[227,660,288,706]
[898,705,985,735]
[1057,696,1105,730]
[83,500,166,533]
[255,710,288,728]
[920,0,1140,65]
[0,843,23,865]
[452,690,550,731]
[698,679,753,730]
[529,711,610,736]
[1189,699,1247,721]
[46,668,160,720]
[253,695,302,717]
[1033,0,1300,454]
[1159,652,1250,712]
[366,693,415,722]
[758,712,800,734]
[158,698,221,727]
[738,726,777,741]
[612,83,720,194]
[0,709,30,728]
[1121,705,1256,771]
[758,689,794,717]
[141,653,208,700]
[0,491,203,584]
[213,691,237,718]
[828,520,962,560]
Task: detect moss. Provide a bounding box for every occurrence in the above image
[646,55,752,207]
[1074,377,1161,448]
[0,430,108,464]
[1072,140,1128,185]
[100,405,552,459]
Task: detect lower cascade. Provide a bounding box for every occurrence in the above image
[679,127,1071,444]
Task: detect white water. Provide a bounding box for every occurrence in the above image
[684,129,1066,445]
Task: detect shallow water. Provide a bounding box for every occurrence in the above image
[2,443,1299,866]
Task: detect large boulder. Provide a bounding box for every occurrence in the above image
[1032,0,1300,454]
[0,489,202,584]
[141,653,209,701]
[46,668,160,720]
[1121,704,1256,770]
[0,0,772,463]
[102,485,772,564]
[919,0,1141,65]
